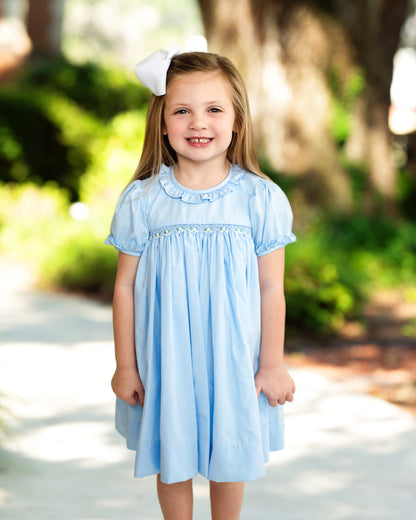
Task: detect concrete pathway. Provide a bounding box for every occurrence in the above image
[0,279,415,519]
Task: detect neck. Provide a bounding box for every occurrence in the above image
[174,158,231,190]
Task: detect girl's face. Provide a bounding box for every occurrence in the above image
[163,71,236,170]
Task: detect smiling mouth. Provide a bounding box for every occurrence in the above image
[187,138,213,144]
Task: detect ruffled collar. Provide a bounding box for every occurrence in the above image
[159,164,243,204]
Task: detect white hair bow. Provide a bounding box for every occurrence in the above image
[134,42,180,96]
[134,37,208,96]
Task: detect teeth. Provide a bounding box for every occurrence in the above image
[189,138,211,143]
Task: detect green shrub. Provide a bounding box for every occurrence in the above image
[0,182,117,299]
[0,183,70,267]
[324,214,416,285]
[284,214,416,335]
[0,91,83,196]
[397,167,416,221]
[38,227,117,300]
[285,233,360,335]
[0,58,149,199]
[79,109,146,208]
[16,57,150,120]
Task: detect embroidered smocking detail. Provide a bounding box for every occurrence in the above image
[159,164,243,204]
[150,223,252,240]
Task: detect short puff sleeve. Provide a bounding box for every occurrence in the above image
[105,180,149,256]
[249,179,296,256]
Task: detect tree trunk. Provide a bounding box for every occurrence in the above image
[27,0,64,57]
[198,0,409,213]
[331,0,409,211]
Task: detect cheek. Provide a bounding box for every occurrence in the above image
[163,118,181,137]
[221,118,237,139]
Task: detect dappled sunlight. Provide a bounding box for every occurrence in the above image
[1,289,416,519]
[272,369,415,457]
[14,418,120,465]
[0,486,10,508]
[253,368,416,519]
[0,290,113,345]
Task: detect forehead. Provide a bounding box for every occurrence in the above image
[165,71,233,102]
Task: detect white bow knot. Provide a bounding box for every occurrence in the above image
[134,38,208,96]
[134,42,180,96]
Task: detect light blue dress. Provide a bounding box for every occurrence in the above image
[105,164,296,484]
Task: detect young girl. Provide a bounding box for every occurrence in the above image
[105,47,296,520]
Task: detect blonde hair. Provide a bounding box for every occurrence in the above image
[132,52,265,181]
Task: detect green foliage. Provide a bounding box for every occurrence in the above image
[0,183,71,297]
[285,241,357,335]
[328,67,365,146]
[0,58,150,307]
[285,222,364,335]
[0,181,70,237]
[397,167,416,221]
[0,182,118,300]
[285,214,416,335]
[330,100,351,145]
[16,57,150,120]
[324,214,416,279]
[79,109,146,207]
[0,58,149,200]
[39,228,117,299]
[0,90,86,197]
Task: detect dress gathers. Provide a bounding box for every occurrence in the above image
[105,164,296,484]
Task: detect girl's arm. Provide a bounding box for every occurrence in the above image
[111,252,145,407]
[255,248,295,406]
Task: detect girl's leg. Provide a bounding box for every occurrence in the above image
[156,474,193,520]
[209,481,244,520]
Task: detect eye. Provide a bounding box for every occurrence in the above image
[208,107,222,113]
[174,109,188,115]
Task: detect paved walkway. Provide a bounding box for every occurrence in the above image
[0,279,415,519]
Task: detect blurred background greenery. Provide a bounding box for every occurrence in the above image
[0,0,415,338]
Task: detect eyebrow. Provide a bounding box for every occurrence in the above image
[167,100,229,109]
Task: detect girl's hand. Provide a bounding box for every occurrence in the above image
[254,365,295,407]
[111,366,145,407]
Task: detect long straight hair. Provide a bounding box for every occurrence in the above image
[131,52,266,181]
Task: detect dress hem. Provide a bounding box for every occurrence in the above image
[115,423,285,484]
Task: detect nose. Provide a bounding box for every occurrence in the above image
[189,112,207,130]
